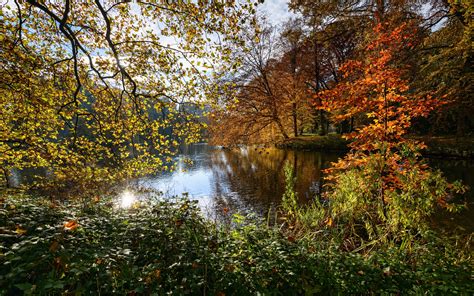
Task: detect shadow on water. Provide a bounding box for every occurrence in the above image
[428,157,474,233]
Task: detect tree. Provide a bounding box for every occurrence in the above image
[413,0,474,135]
[321,21,464,232]
[280,18,307,137]
[209,24,305,145]
[0,1,255,195]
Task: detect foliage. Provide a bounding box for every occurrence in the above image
[315,21,466,234]
[1,192,473,295]
[281,162,299,222]
[208,1,473,146]
[209,23,312,145]
[413,0,474,135]
[0,1,255,195]
[327,153,466,239]
[276,134,349,151]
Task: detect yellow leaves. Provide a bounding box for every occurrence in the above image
[325,217,334,227]
[0,0,254,194]
[15,226,27,235]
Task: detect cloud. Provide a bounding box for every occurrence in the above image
[258,0,297,26]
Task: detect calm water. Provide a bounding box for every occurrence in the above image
[133,144,341,217]
[9,143,473,231]
[131,144,474,231]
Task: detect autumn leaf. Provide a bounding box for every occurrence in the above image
[15,226,27,235]
[64,220,79,231]
[325,217,333,227]
[49,241,59,252]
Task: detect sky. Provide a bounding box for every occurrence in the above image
[258,0,297,26]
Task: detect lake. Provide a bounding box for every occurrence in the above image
[129,144,474,232]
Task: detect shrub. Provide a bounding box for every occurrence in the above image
[1,192,472,295]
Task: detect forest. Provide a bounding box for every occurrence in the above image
[0,0,473,295]
[210,1,473,145]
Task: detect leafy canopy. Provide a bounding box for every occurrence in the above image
[0,1,257,195]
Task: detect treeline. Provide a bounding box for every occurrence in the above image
[210,0,473,146]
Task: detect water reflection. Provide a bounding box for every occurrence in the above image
[8,143,473,231]
[428,157,474,232]
[136,144,341,216]
[132,144,474,232]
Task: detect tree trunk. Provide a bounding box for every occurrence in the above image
[276,119,289,139]
[313,34,322,134]
[292,102,298,137]
[3,168,10,188]
[318,109,326,136]
[374,0,386,22]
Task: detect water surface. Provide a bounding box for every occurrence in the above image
[135,144,341,217]
[132,144,474,231]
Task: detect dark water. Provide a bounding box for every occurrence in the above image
[427,157,474,232]
[133,144,474,231]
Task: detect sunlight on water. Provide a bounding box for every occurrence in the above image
[120,190,136,208]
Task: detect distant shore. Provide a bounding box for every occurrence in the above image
[276,134,474,159]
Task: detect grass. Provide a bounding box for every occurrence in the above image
[276,134,474,158]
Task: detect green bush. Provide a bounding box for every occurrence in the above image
[0,193,472,295]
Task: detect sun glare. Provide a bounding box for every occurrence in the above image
[120,190,136,208]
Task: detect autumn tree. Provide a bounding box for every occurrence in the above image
[0,1,256,195]
[288,1,369,135]
[321,22,465,233]
[209,24,307,145]
[279,18,310,137]
[413,0,474,135]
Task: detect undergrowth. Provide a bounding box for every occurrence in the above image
[0,191,472,295]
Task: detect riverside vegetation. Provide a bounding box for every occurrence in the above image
[0,189,472,295]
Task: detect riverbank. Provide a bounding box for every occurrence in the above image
[1,192,472,295]
[275,134,350,152]
[419,136,474,158]
[276,134,474,158]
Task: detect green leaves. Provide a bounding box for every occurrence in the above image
[1,193,473,295]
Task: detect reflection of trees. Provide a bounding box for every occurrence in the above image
[208,147,341,216]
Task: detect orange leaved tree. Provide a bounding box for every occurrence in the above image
[320,22,465,235]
